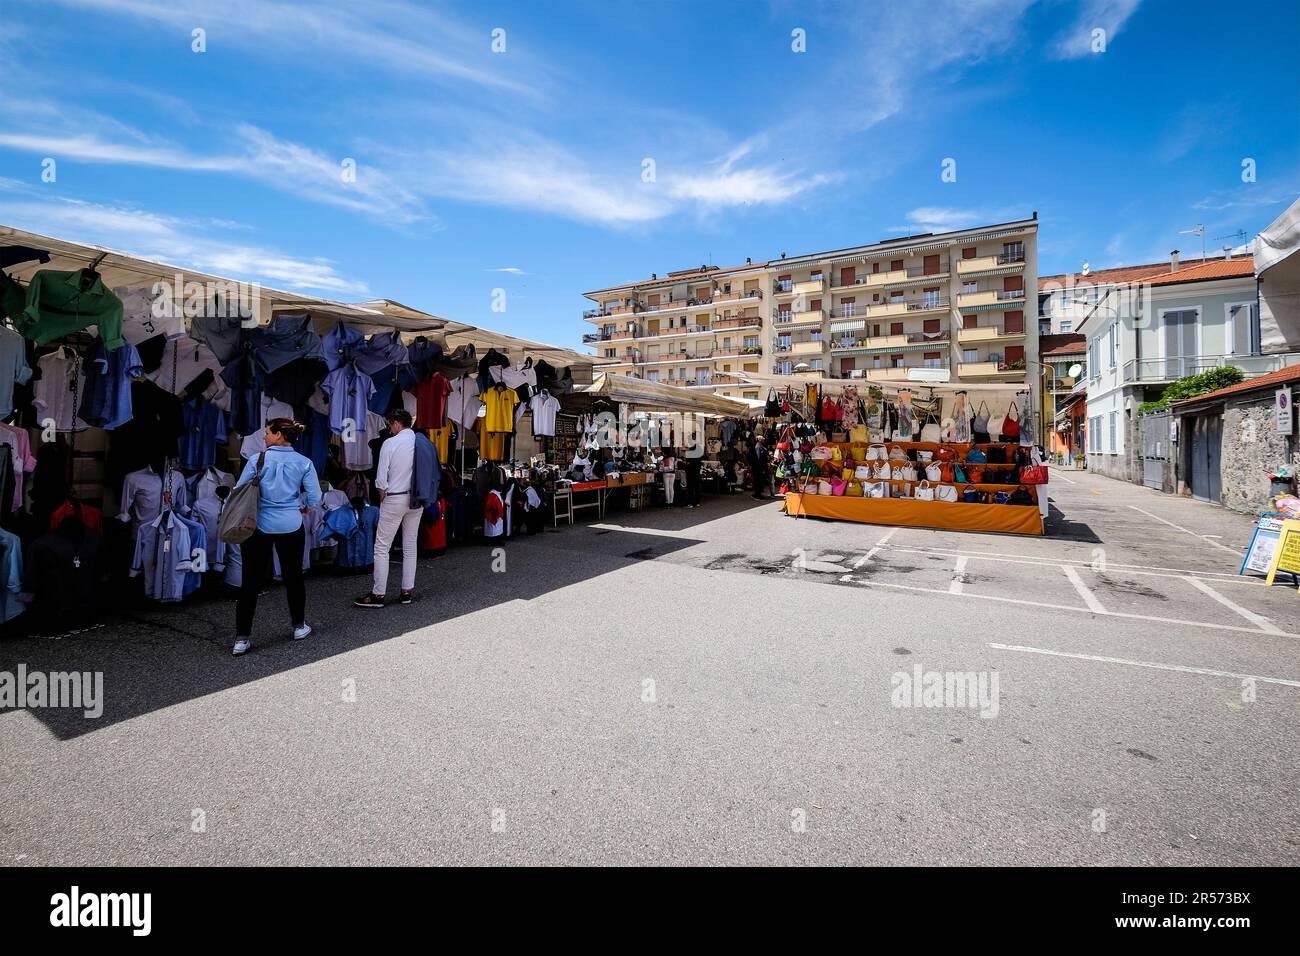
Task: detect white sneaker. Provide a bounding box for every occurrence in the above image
[232,638,251,656]
[292,623,312,641]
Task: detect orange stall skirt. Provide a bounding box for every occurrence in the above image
[784,493,1043,536]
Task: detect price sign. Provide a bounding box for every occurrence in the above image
[1264,517,1300,588]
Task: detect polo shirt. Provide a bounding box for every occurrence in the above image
[482,384,518,433]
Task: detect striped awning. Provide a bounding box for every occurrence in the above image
[829,319,866,332]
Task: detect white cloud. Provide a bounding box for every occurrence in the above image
[486,267,529,275]
[1050,0,1142,60]
[892,207,988,233]
[0,191,369,296]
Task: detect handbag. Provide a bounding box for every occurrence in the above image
[854,465,873,480]
[810,445,834,461]
[954,463,968,483]
[985,445,1007,464]
[972,401,990,433]
[888,445,908,461]
[866,443,887,462]
[1020,465,1049,485]
[878,461,892,480]
[936,483,959,503]
[967,447,987,463]
[817,479,833,496]
[845,479,864,497]
[865,480,889,498]
[896,463,917,482]
[966,465,985,483]
[920,422,942,443]
[917,450,933,462]
[1001,402,1020,439]
[925,461,942,481]
[765,388,781,417]
[705,438,722,454]
[849,424,869,444]
[962,488,981,503]
[994,490,1011,504]
[218,452,264,544]
[1009,485,1035,506]
[830,477,847,496]
[914,480,935,501]
[934,446,955,462]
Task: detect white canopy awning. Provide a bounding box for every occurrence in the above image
[577,373,750,416]
[1257,198,1300,354]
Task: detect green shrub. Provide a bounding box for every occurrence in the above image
[1138,366,1244,414]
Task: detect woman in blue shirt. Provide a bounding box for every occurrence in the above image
[232,418,323,656]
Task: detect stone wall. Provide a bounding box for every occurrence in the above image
[1219,392,1299,514]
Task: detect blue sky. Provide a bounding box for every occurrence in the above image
[0,0,1297,349]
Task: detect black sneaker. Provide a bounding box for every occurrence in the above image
[354,594,386,609]
[399,590,414,605]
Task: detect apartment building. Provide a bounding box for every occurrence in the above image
[579,215,1040,395]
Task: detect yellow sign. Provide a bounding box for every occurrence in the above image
[1264,518,1300,588]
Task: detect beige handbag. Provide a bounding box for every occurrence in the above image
[914,480,935,501]
[866,443,888,462]
[925,461,943,481]
[854,465,873,480]
[936,483,959,502]
[817,479,833,496]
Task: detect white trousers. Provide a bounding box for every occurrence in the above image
[373,493,423,595]
[662,471,675,504]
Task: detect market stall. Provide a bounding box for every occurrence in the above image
[0,225,594,635]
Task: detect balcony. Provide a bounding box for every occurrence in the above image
[858,263,950,289]
[608,303,642,317]
[792,277,825,297]
[866,367,924,382]
[831,331,949,353]
[1121,352,1298,385]
[869,295,950,318]
[789,340,826,356]
[959,361,1026,380]
[957,288,1027,311]
[957,323,1026,344]
[713,312,762,330]
[583,308,613,320]
[638,298,694,316]
[773,309,825,328]
[772,280,793,295]
[713,289,763,303]
[957,251,1026,277]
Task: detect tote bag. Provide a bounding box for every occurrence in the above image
[764,388,781,417]
[1001,403,1021,439]
[218,453,264,545]
[935,484,959,503]
[914,480,935,501]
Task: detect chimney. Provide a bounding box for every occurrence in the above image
[1169,249,1180,273]
[1222,245,1233,260]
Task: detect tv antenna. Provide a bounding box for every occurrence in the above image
[1178,223,1206,262]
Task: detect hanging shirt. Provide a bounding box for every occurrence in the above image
[411,432,441,509]
[116,285,186,345]
[321,322,366,371]
[176,511,207,594]
[0,527,23,624]
[529,390,560,437]
[354,330,408,378]
[234,444,322,534]
[189,468,233,572]
[148,336,229,409]
[0,422,35,514]
[33,346,90,432]
[178,398,229,471]
[322,504,379,567]
[239,396,294,459]
[483,490,504,538]
[320,363,376,435]
[189,309,244,366]
[48,499,103,534]
[246,312,325,375]
[342,410,385,471]
[483,385,519,433]
[130,510,193,602]
[79,338,143,430]
[412,371,451,429]
[13,268,125,348]
[446,375,480,430]
[494,361,537,391]
[0,324,32,420]
[118,466,189,536]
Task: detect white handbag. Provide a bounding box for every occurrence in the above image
[936,483,959,503]
[925,461,943,481]
[897,464,917,482]
[914,480,935,501]
[888,445,908,461]
[866,443,887,462]
[920,422,942,443]
[918,450,934,462]
[854,465,873,479]
[817,479,833,495]
[878,461,892,480]
[811,445,834,461]
[866,481,889,498]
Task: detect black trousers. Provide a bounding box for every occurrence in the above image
[684,459,702,506]
[236,526,306,636]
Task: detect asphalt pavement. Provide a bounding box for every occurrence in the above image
[2,467,1298,865]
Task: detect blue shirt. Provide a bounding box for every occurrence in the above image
[322,503,379,567]
[0,325,32,420]
[178,397,229,471]
[320,364,376,435]
[79,338,143,430]
[247,312,324,376]
[322,322,365,371]
[236,445,323,534]
[411,432,441,508]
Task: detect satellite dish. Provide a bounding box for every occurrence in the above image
[1068,363,1083,378]
[1081,261,1090,276]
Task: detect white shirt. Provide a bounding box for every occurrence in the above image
[494,362,537,390]
[529,390,560,437]
[374,427,415,494]
[33,347,89,432]
[116,285,186,345]
[446,376,481,430]
[118,466,189,535]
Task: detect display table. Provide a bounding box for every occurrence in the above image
[785,492,1043,535]
[553,480,607,525]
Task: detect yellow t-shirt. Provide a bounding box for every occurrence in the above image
[478,420,507,461]
[483,386,519,433]
[427,426,451,462]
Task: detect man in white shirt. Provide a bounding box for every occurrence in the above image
[355,409,423,608]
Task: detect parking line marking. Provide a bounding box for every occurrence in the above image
[950,556,967,594]
[1128,505,1245,555]
[988,642,1300,688]
[853,529,898,568]
[1063,564,1106,613]
[837,574,1299,639]
[879,543,1252,582]
[1183,576,1284,634]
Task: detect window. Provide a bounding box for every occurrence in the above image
[743,335,759,350]
[1108,322,1119,368]
[647,370,660,382]
[604,348,615,358]
[922,287,942,309]
[1109,412,1118,452]
[923,352,942,368]
[777,334,791,349]
[1002,241,1025,262]
[810,359,823,370]
[890,322,904,335]
[962,281,978,294]
[891,354,905,368]
[962,349,978,362]
[1060,319,1072,334]
[1227,302,1257,355]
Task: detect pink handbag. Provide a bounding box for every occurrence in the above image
[830,476,847,496]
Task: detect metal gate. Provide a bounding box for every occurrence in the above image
[1139,410,1170,490]
[1189,414,1223,503]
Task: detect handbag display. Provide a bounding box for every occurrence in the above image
[810,445,834,461]
[920,422,942,443]
[896,463,918,482]
[865,481,890,498]
[866,443,888,462]
[218,452,264,544]
[924,461,942,481]
[935,446,955,462]
[972,401,990,434]
[854,465,873,480]
[845,480,864,497]
[765,388,781,417]
[1009,485,1035,506]
[966,465,985,483]
[967,447,987,463]
[849,424,870,444]
[914,480,935,501]
[954,463,968,483]
[817,479,833,496]
[1020,465,1049,485]
[1001,403,1021,439]
[830,476,847,496]
[877,461,893,480]
[888,445,908,461]
[936,484,959,503]
[994,490,1011,504]
[962,488,982,503]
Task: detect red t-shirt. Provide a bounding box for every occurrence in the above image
[414,372,452,429]
[48,499,103,534]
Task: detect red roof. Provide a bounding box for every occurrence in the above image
[1171,363,1300,410]
[1039,333,1086,357]
[1039,256,1254,292]
[1142,257,1255,286]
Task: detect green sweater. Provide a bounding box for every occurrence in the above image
[6,268,124,349]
